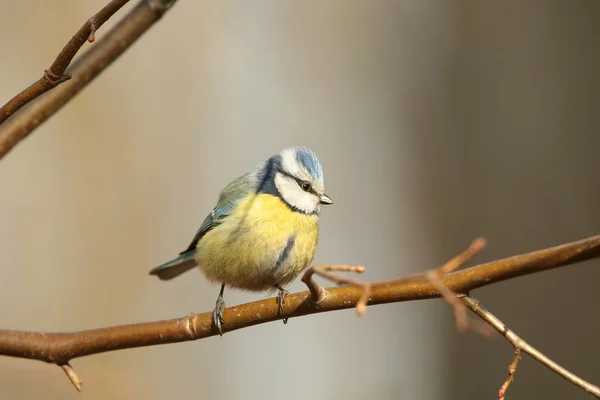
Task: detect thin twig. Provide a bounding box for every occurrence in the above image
[301,266,328,303]
[60,363,83,392]
[0,0,179,160]
[463,296,600,398]
[499,349,521,400]
[427,271,471,332]
[426,237,492,335]
[0,0,130,126]
[438,237,487,274]
[305,265,371,315]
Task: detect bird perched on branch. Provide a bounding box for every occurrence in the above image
[149,146,333,335]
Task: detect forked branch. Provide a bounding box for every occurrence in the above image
[0,0,130,126]
[464,297,600,398]
[0,0,178,160]
[416,238,600,399]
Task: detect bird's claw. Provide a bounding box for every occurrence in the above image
[213,296,226,335]
[276,286,290,324]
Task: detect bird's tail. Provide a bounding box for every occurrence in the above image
[149,251,197,280]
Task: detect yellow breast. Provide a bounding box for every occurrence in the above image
[195,193,319,291]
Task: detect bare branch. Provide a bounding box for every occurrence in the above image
[426,238,599,398]
[0,0,130,126]
[0,0,178,160]
[463,297,600,398]
[0,234,598,392]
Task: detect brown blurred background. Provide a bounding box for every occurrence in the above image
[1,1,599,399]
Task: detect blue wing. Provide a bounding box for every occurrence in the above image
[180,203,234,254]
[149,172,256,281]
[181,172,256,254]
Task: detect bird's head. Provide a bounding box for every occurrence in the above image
[258,146,333,215]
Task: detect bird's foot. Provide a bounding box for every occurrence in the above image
[213,296,226,336]
[275,285,290,324]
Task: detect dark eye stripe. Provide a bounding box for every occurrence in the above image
[281,171,318,195]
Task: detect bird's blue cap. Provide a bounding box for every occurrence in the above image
[293,146,323,183]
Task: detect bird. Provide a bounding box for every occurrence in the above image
[149,146,333,335]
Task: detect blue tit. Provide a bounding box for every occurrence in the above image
[149,146,333,334]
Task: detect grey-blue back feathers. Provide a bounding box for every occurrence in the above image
[181,173,254,254]
[149,174,255,280]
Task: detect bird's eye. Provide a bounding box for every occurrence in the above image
[300,181,311,192]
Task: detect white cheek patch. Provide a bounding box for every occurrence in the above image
[274,173,319,214]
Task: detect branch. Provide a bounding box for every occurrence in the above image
[0,0,130,126]
[0,0,178,160]
[464,296,600,398]
[422,239,600,398]
[0,235,598,391]
[313,241,599,400]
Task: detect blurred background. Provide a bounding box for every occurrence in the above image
[0,1,599,399]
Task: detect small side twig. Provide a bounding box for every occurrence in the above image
[302,265,371,315]
[426,237,492,335]
[0,0,130,126]
[463,296,600,399]
[499,349,522,400]
[301,266,327,303]
[60,363,82,392]
[88,20,98,42]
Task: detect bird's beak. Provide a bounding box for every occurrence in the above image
[319,194,334,205]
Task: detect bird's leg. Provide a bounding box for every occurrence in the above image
[275,284,290,324]
[213,284,226,335]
